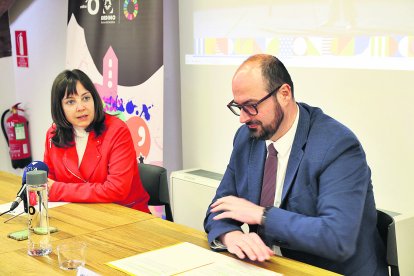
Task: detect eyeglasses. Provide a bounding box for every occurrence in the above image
[227,85,282,116]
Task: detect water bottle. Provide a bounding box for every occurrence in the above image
[26,170,52,256]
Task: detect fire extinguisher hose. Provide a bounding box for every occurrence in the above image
[1,109,10,146]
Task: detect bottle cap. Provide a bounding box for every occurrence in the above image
[26,170,47,185]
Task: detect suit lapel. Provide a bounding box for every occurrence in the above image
[281,104,309,203]
[79,132,102,181]
[248,138,267,204]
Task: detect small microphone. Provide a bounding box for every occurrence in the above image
[8,184,27,213]
[7,161,49,214]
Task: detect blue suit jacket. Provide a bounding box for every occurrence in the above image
[204,103,388,276]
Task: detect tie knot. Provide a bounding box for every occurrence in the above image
[268,144,277,156]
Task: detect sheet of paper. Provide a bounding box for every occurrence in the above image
[77,266,102,276]
[179,257,280,276]
[0,201,68,216]
[107,242,281,276]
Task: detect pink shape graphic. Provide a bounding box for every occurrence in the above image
[95,46,118,99]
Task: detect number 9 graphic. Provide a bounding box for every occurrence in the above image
[126,116,151,159]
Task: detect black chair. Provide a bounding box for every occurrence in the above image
[138,163,173,222]
[377,209,399,276]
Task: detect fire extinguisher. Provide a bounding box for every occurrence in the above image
[1,103,32,169]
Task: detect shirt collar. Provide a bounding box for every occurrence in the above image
[73,126,88,138]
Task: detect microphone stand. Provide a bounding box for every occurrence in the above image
[1,184,28,223]
[3,211,25,223]
[0,210,11,216]
[1,208,25,223]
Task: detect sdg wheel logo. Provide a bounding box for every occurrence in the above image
[123,0,139,21]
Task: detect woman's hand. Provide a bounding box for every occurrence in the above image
[47,178,55,190]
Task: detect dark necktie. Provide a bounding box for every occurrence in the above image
[260,143,278,207]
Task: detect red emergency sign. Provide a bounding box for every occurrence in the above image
[15,30,29,68]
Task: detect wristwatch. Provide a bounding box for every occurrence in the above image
[261,206,273,226]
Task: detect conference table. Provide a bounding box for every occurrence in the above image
[0,171,339,275]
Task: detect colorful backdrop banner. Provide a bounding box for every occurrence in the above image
[67,0,164,166]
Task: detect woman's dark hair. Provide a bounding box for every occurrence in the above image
[50,69,105,147]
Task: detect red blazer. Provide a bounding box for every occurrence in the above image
[44,114,150,213]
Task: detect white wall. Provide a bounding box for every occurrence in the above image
[2,1,412,216]
[178,1,414,215]
[163,0,183,174]
[10,0,68,163]
[291,68,414,215]
[0,56,16,172]
[0,0,67,173]
[1,0,182,177]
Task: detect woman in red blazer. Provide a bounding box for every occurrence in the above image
[43,69,150,213]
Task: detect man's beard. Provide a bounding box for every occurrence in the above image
[247,101,284,140]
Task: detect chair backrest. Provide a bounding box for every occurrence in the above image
[138,163,173,221]
[377,209,399,276]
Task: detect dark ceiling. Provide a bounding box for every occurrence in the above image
[0,0,15,18]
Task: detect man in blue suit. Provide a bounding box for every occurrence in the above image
[204,54,388,275]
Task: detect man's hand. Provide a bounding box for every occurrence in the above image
[210,196,264,225]
[221,231,274,262]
